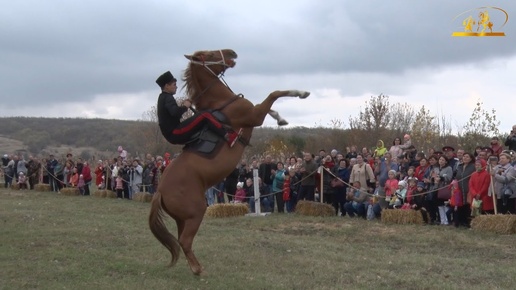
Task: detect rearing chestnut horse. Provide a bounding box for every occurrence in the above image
[148,49,309,275]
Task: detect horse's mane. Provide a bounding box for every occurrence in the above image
[182,63,198,100]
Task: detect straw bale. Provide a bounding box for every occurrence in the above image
[34,184,52,192]
[295,200,335,217]
[205,203,249,218]
[61,187,80,196]
[105,190,117,198]
[10,184,20,190]
[93,190,104,197]
[381,209,427,225]
[471,214,516,235]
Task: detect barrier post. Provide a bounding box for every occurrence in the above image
[319,166,324,203]
[246,168,269,217]
[253,169,261,215]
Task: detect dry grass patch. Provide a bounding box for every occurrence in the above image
[2,189,516,290]
[34,183,51,192]
[132,192,152,202]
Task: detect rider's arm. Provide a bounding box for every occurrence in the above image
[164,96,188,119]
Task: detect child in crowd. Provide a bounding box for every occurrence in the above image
[286,169,300,213]
[115,172,124,199]
[404,177,418,208]
[282,170,291,211]
[471,194,483,217]
[448,179,463,227]
[410,182,429,224]
[384,170,398,204]
[369,180,384,219]
[389,180,407,209]
[69,167,79,187]
[403,166,416,182]
[18,172,28,190]
[234,182,246,203]
[77,174,85,195]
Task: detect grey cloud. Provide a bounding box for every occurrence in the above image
[0,0,514,117]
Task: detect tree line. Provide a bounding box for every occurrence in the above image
[0,94,502,159]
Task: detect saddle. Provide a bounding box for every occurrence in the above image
[182,110,240,158]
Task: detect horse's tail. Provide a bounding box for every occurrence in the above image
[149,190,181,267]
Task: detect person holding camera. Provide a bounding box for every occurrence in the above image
[505,125,516,151]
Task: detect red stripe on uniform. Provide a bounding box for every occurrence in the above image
[172,112,222,135]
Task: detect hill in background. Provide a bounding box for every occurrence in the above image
[0,117,337,160]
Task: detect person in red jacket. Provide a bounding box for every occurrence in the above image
[94,160,104,189]
[468,158,494,214]
[81,162,92,196]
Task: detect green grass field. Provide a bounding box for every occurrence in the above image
[1,189,515,290]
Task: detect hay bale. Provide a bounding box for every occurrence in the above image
[60,187,80,196]
[34,184,51,192]
[381,209,427,225]
[295,200,335,217]
[471,214,516,235]
[205,203,249,218]
[133,192,152,203]
[93,190,104,197]
[105,190,117,198]
[10,184,20,190]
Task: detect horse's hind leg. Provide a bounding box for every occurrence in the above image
[179,216,204,275]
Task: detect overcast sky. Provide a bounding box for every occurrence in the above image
[1,0,514,133]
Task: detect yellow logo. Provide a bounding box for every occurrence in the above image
[452,6,508,37]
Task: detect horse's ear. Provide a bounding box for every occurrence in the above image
[185,54,201,61]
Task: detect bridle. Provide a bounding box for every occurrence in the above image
[189,50,233,78]
[189,50,238,104]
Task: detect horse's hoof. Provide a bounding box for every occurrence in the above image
[299,91,310,99]
[191,266,204,276]
[278,119,289,126]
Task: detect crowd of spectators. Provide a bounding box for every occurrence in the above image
[221,129,516,228]
[2,125,516,228]
[1,147,157,200]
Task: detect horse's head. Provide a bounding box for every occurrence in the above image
[184,49,238,75]
[183,49,239,109]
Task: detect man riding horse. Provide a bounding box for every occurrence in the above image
[156,71,240,147]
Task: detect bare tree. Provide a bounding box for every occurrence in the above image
[388,102,415,137]
[411,106,439,154]
[349,94,391,132]
[459,101,500,152]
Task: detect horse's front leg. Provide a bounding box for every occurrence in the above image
[251,90,310,127]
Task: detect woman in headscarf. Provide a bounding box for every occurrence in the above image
[373,140,387,158]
